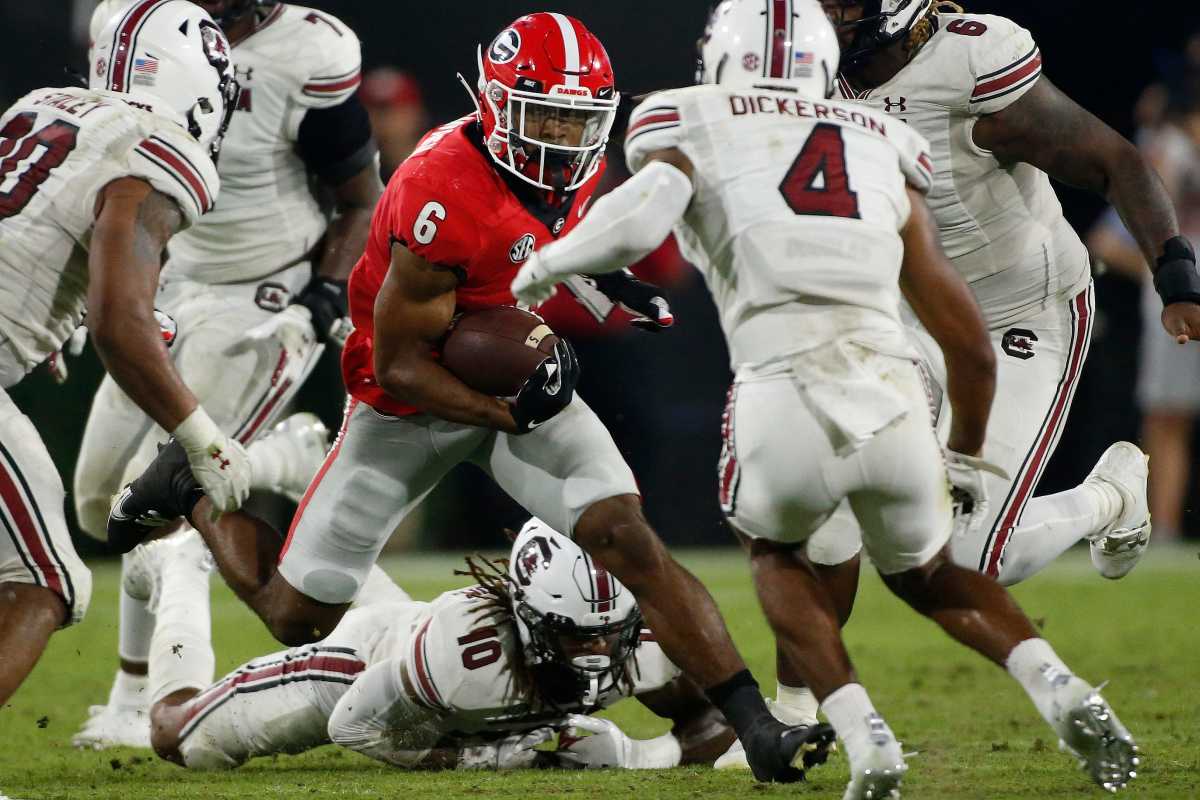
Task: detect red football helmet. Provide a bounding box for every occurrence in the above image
[470,13,619,193]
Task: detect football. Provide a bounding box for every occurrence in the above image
[440,306,560,397]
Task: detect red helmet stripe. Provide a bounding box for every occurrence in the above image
[548,12,581,87]
[593,563,613,613]
[108,0,171,93]
[768,0,790,79]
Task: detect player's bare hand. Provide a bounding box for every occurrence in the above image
[1160,302,1200,344]
[511,252,560,306]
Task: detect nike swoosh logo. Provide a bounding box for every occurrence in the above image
[578,197,592,219]
[526,419,545,430]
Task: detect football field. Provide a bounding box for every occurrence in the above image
[2,545,1197,799]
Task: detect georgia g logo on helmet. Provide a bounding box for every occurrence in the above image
[489,28,521,64]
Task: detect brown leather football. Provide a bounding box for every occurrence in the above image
[440,306,559,397]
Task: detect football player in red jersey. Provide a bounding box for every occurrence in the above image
[110,13,831,783]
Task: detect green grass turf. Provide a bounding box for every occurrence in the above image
[2,545,1198,799]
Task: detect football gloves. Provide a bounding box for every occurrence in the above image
[557,715,684,770]
[944,449,1009,541]
[588,271,674,331]
[295,275,352,345]
[173,408,251,517]
[510,339,579,434]
[458,728,556,770]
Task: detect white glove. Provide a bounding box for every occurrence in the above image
[245,304,317,356]
[511,252,561,307]
[557,714,681,770]
[173,407,251,517]
[47,325,90,384]
[239,304,324,398]
[458,727,555,770]
[944,450,1009,541]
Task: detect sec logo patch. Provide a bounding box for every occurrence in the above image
[509,233,536,263]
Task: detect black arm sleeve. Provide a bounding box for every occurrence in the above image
[297,92,378,185]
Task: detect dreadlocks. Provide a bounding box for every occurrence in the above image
[905,1,964,59]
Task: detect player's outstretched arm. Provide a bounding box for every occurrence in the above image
[511,149,695,306]
[88,177,249,513]
[372,244,519,432]
[973,77,1200,342]
[898,187,995,457]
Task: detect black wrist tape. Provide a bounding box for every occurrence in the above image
[1154,236,1200,306]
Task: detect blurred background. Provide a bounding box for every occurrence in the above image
[0,1,1198,554]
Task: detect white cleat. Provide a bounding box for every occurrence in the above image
[713,698,819,770]
[255,412,329,502]
[843,714,906,800]
[1084,442,1150,579]
[1055,689,1139,792]
[71,702,152,750]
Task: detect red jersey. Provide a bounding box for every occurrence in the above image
[342,115,604,417]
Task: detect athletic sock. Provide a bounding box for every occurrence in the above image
[706,670,773,738]
[115,554,155,708]
[106,666,149,710]
[820,683,901,773]
[148,532,215,704]
[995,482,1120,585]
[1005,637,1094,727]
[775,682,820,723]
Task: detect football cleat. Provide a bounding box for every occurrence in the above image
[843,714,907,800]
[1083,442,1150,580]
[107,438,203,554]
[1055,689,1139,792]
[741,717,837,783]
[715,697,821,770]
[252,412,329,502]
[71,702,152,750]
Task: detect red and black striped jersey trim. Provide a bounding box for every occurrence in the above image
[408,619,448,712]
[971,46,1042,105]
[625,106,682,148]
[133,135,214,214]
[303,67,362,98]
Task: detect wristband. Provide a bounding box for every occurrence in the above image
[172,407,221,453]
[628,732,682,769]
[1153,236,1200,306]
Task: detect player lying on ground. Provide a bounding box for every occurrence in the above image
[512,1,1139,796]
[0,0,256,706]
[128,518,735,771]
[105,12,837,783]
[73,0,383,749]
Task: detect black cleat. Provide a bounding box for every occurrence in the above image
[107,437,203,554]
[742,718,837,783]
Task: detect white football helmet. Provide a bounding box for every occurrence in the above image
[508,518,642,705]
[90,0,238,159]
[697,0,840,99]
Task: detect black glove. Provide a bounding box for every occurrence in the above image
[1153,236,1200,306]
[510,339,580,434]
[586,271,674,331]
[295,276,349,344]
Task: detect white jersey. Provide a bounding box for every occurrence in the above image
[0,86,217,384]
[625,85,933,370]
[396,586,679,737]
[165,3,361,284]
[836,13,1090,328]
